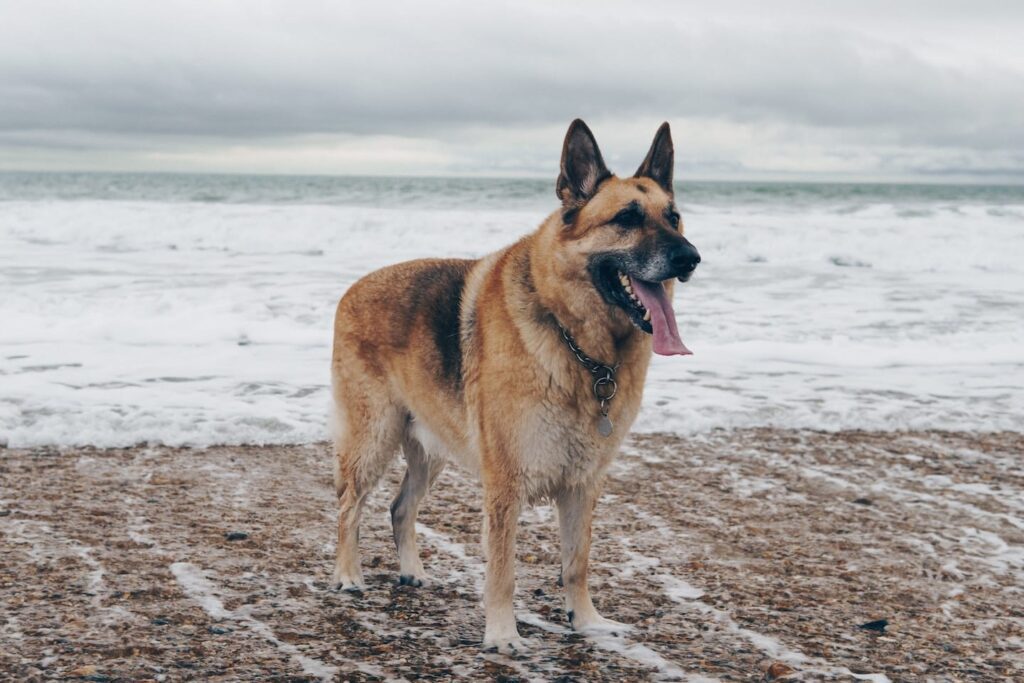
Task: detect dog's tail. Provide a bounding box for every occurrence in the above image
[328,371,347,498]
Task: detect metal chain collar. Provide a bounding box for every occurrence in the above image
[557,324,620,420]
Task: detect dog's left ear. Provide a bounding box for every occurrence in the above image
[557,119,612,207]
[634,122,674,195]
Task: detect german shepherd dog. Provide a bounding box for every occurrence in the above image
[330,119,699,651]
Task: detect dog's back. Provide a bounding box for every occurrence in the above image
[331,256,476,459]
[333,258,473,397]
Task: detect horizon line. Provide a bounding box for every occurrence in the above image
[2,168,1023,188]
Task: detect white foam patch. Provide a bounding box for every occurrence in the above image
[170,561,340,682]
[6,519,136,624]
[169,562,232,620]
[958,527,1024,576]
[2,198,1022,447]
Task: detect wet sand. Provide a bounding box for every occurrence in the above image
[2,429,1022,681]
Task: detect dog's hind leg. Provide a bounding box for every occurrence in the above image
[332,394,404,592]
[390,432,445,587]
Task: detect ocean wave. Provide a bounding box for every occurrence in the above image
[1,195,1022,447]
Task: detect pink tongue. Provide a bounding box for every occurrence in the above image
[630,278,692,356]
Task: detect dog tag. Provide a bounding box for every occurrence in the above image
[597,415,613,437]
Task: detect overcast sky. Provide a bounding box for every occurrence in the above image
[2,0,1023,181]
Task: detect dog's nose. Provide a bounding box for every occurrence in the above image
[670,242,701,275]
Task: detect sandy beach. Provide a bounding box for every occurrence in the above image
[2,429,1022,681]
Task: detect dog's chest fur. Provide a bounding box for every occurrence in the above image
[447,238,649,501]
[513,395,637,501]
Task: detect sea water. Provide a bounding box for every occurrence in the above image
[1,172,1022,447]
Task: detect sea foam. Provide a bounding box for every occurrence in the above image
[1,186,1022,447]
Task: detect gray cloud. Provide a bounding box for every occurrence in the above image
[2,0,1023,179]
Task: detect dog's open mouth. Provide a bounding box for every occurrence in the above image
[598,265,692,356]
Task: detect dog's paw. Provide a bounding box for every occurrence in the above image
[397,573,426,588]
[482,635,530,655]
[332,569,365,593]
[483,624,529,655]
[335,581,365,593]
[569,611,632,638]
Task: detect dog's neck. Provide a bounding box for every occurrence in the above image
[523,218,647,367]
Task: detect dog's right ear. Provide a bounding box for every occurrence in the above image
[634,122,674,195]
[556,119,611,208]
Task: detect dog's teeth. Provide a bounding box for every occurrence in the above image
[619,274,629,286]
[643,309,651,322]
[624,285,633,294]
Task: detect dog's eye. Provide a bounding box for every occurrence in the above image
[613,205,644,228]
[667,211,680,229]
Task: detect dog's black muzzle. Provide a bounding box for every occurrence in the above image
[633,232,700,283]
[600,233,701,285]
[669,237,701,282]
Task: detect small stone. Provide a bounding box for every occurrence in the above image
[859,619,888,632]
[69,665,97,677]
[225,531,249,541]
[765,661,796,680]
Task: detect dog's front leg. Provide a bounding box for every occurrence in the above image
[557,486,630,635]
[482,475,524,652]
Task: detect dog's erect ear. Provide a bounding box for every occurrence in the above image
[634,122,674,195]
[556,119,611,207]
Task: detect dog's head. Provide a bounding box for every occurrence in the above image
[553,119,700,356]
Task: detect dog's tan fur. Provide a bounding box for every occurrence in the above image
[330,120,694,650]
